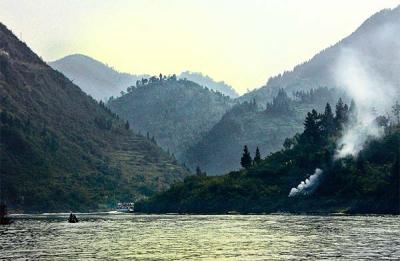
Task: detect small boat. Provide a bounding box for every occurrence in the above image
[0,203,12,225]
[68,212,79,223]
[116,202,134,213]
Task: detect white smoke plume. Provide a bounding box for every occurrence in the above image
[333,46,398,159]
[289,168,323,197]
[288,20,400,198]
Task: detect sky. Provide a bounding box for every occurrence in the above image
[0,0,399,94]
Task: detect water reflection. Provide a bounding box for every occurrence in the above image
[1,214,399,260]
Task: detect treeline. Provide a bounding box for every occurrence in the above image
[107,74,231,101]
[136,98,400,214]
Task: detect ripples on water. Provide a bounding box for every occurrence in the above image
[0,214,399,260]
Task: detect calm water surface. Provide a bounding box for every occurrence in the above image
[0,214,399,260]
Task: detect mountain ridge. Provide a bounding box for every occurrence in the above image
[239,5,400,102]
[0,23,189,212]
[49,53,148,101]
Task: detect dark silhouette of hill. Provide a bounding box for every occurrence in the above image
[0,23,188,212]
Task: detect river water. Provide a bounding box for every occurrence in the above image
[0,214,399,260]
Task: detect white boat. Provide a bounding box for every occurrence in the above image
[116,202,134,213]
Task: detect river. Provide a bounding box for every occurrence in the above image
[0,214,399,260]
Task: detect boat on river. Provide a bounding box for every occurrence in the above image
[116,202,134,213]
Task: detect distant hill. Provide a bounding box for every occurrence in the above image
[240,5,400,102]
[184,88,344,175]
[0,23,188,212]
[178,71,239,98]
[49,54,148,100]
[108,76,235,161]
[49,55,240,101]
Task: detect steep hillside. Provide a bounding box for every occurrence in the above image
[49,54,148,100]
[108,76,235,161]
[185,6,400,175]
[0,24,188,212]
[137,103,400,214]
[240,5,400,102]
[179,71,239,98]
[184,88,345,175]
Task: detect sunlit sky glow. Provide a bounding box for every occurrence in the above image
[1,0,399,94]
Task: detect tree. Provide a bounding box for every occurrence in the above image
[240,145,252,169]
[266,89,292,114]
[392,101,400,125]
[254,147,261,164]
[195,166,206,176]
[321,103,335,135]
[335,98,346,128]
[125,121,130,130]
[302,109,321,143]
[283,138,292,150]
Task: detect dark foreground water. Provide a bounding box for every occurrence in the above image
[0,214,399,260]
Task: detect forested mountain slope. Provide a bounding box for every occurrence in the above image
[137,101,400,214]
[108,76,235,161]
[184,88,345,175]
[0,23,188,212]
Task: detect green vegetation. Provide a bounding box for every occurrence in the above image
[108,75,234,160]
[0,23,188,212]
[136,99,400,214]
[184,87,347,175]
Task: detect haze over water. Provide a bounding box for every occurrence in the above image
[1,214,399,260]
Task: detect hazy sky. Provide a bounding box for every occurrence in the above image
[1,0,399,94]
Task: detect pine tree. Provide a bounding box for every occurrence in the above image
[240,145,252,169]
[254,147,261,164]
[125,121,130,130]
[321,103,335,135]
[303,109,321,141]
[335,98,347,130]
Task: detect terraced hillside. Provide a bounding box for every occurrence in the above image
[108,77,235,161]
[0,23,189,212]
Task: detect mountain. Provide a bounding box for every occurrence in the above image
[178,71,239,98]
[136,103,400,214]
[185,6,400,175]
[108,76,235,161]
[0,23,188,212]
[240,5,400,102]
[49,54,148,101]
[184,87,344,175]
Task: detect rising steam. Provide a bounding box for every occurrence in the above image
[289,168,323,197]
[333,47,396,159]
